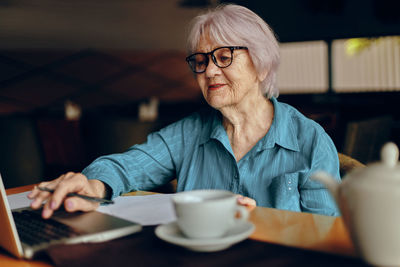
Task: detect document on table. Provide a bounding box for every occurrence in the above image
[7,191,177,226]
[97,194,177,226]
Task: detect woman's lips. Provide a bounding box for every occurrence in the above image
[208,84,225,90]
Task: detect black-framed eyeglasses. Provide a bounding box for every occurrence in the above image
[186,46,248,74]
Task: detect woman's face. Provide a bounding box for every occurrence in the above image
[195,36,262,110]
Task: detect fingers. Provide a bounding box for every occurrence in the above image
[28,179,60,209]
[47,173,85,211]
[63,179,106,212]
[28,177,63,218]
[237,195,257,212]
[63,196,100,213]
[28,172,97,218]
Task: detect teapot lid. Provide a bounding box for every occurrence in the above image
[345,142,400,185]
[381,142,399,168]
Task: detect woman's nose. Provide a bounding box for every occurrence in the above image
[205,58,221,77]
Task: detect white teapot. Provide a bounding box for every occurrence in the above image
[312,142,400,266]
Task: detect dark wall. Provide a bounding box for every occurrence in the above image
[226,0,400,42]
[0,116,44,188]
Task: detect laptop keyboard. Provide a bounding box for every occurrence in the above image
[12,210,80,246]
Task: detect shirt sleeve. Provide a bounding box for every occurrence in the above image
[299,131,341,216]
[82,130,179,199]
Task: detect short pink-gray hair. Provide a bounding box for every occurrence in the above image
[186,4,280,98]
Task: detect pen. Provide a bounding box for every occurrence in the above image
[37,186,114,204]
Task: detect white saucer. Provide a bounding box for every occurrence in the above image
[155,221,255,252]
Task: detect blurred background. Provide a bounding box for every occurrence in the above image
[1,0,400,188]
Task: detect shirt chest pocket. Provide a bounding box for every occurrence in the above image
[257,171,301,210]
[265,172,299,196]
[257,170,300,192]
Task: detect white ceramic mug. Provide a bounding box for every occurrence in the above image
[172,189,249,239]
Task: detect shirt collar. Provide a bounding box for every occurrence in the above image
[199,98,300,152]
[199,108,223,145]
[199,109,234,156]
[261,97,299,152]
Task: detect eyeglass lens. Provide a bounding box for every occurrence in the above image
[188,47,233,73]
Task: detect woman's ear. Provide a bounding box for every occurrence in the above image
[258,68,268,82]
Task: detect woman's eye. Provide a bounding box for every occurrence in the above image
[219,56,230,62]
[196,61,206,67]
[217,55,231,64]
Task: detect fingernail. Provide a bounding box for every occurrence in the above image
[31,199,38,207]
[50,200,57,210]
[66,200,74,210]
[42,209,51,218]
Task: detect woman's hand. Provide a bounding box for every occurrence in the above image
[236,195,256,211]
[28,172,106,219]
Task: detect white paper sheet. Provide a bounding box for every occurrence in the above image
[7,191,177,226]
[7,191,32,210]
[97,194,177,226]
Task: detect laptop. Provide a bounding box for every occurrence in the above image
[0,173,142,259]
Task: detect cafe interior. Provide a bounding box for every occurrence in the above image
[1,0,400,265]
[1,0,399,189]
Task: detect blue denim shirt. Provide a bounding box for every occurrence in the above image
[83,97,341,216]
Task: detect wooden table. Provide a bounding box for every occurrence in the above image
[1,185,357,267]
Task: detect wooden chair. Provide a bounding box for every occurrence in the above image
[342,116,393,164]
[338,152,365,177]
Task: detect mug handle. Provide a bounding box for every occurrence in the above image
[234,205,249,223]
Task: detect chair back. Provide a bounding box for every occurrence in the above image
[338,152,365,177]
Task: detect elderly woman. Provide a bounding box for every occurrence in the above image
[29,4,340,218]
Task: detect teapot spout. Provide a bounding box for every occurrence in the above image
[311,171,340,203]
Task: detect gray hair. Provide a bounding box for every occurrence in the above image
[186,4,280,98]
